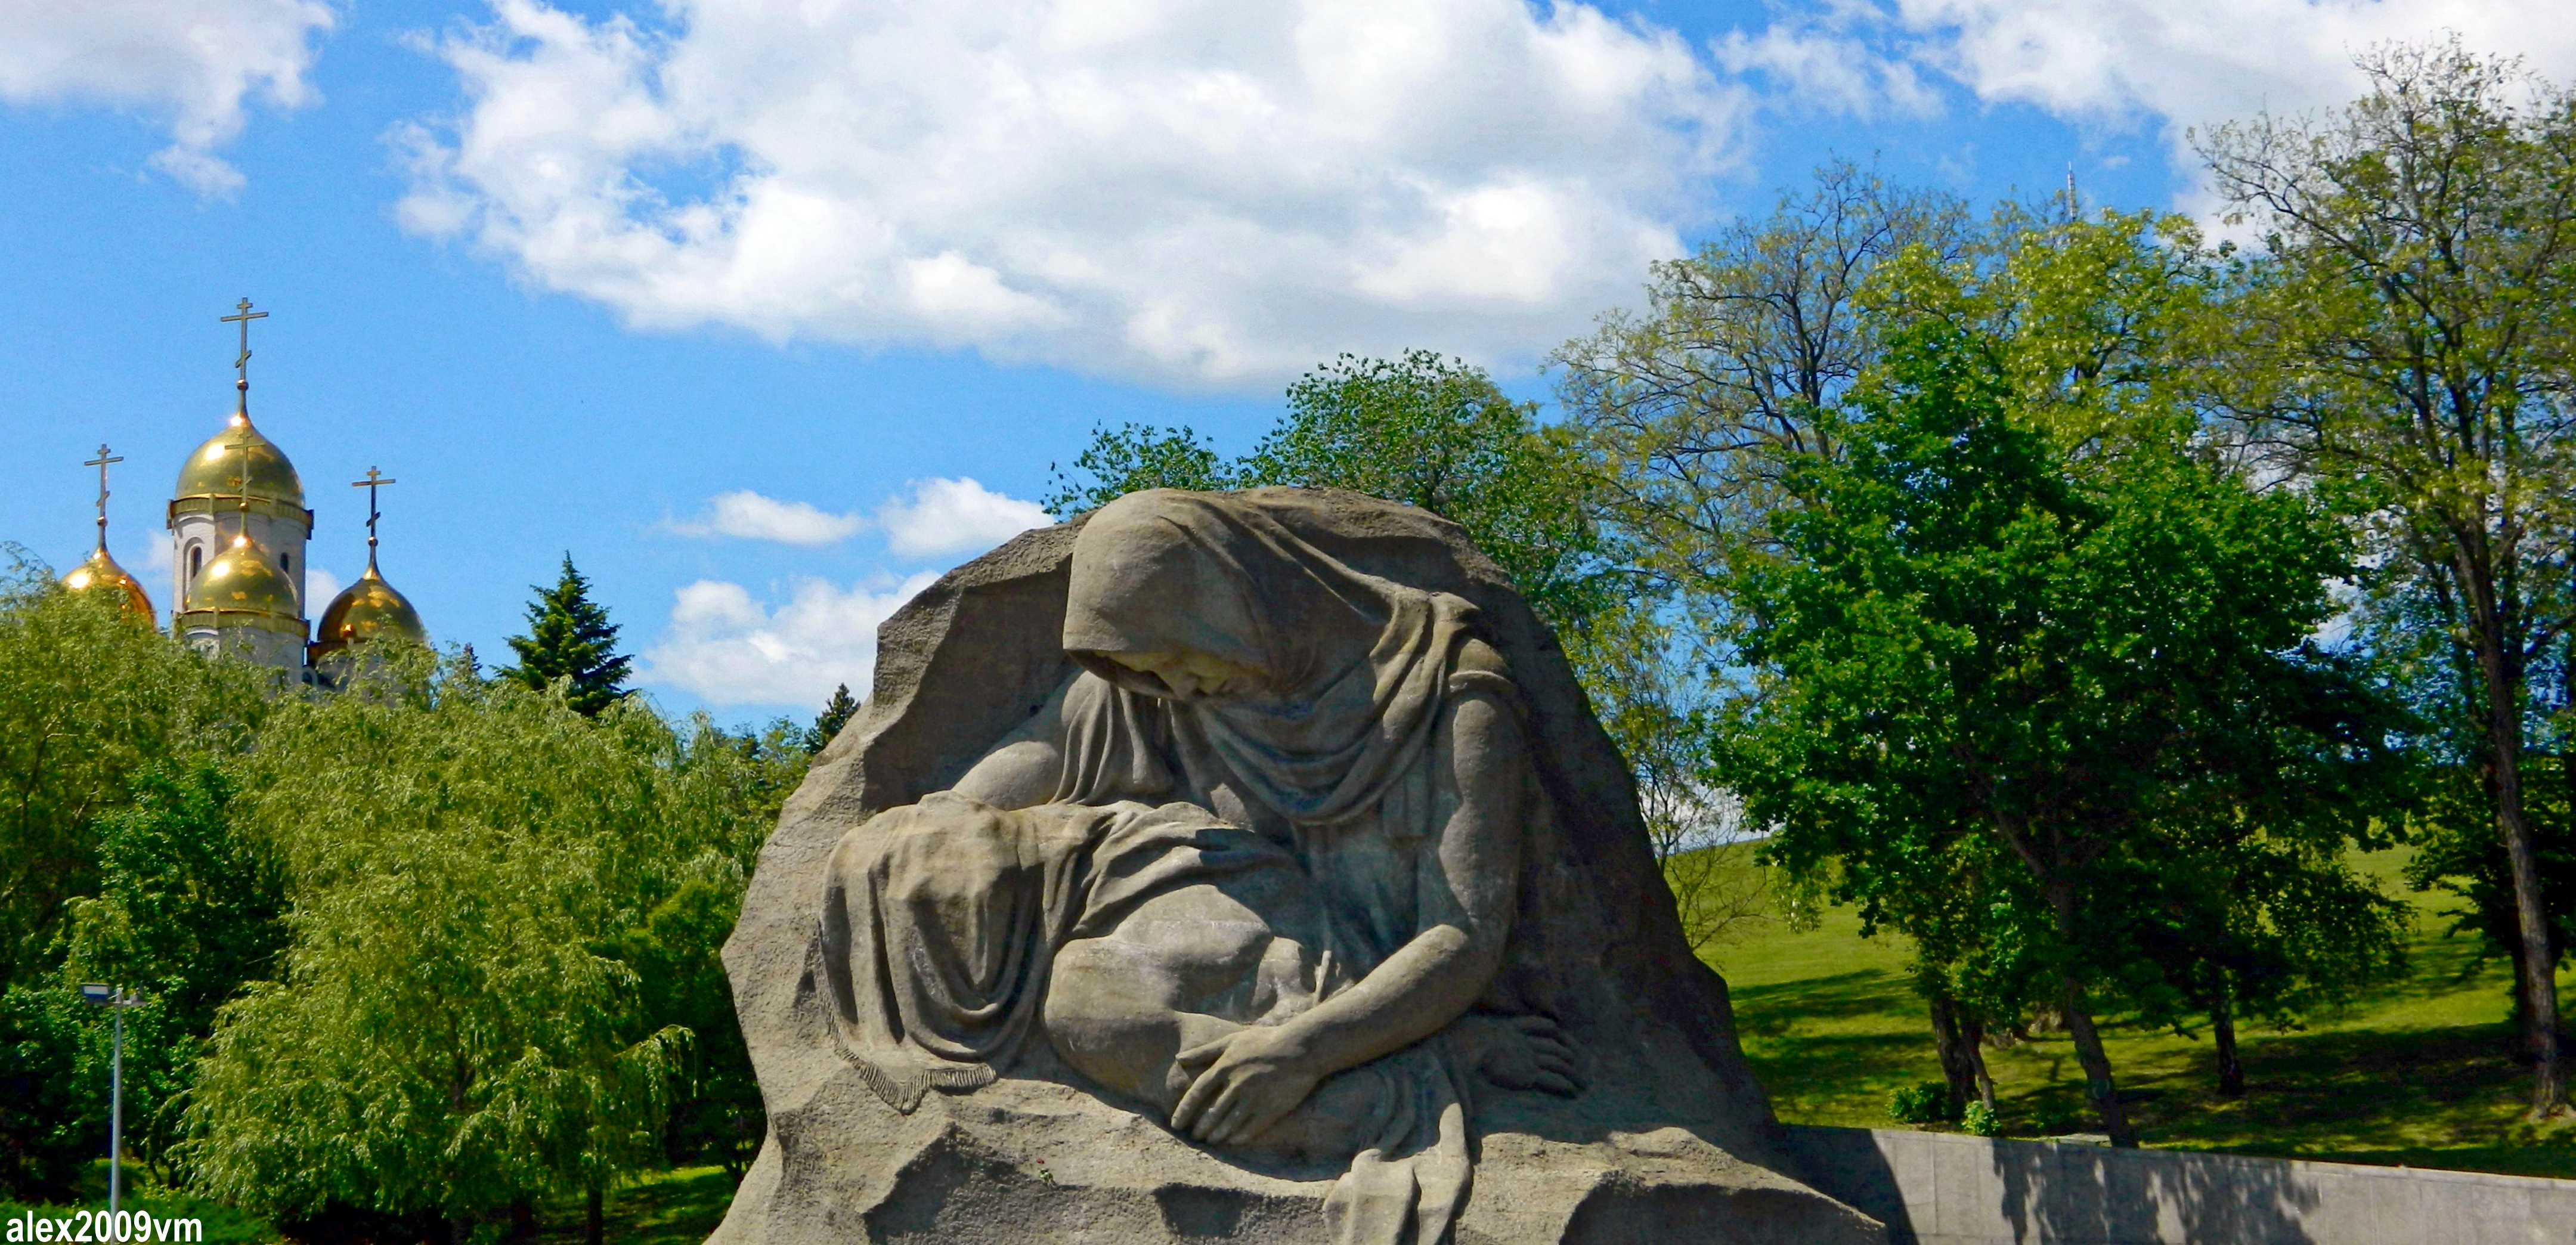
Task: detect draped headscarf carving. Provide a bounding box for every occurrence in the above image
[1063,490,1494,830]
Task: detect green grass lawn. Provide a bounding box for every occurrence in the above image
[524,1167,738,1245]
[1708,844,2576,1177]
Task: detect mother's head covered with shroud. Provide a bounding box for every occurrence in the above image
[1060,489,1503,834]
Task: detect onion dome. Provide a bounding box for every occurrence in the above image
[186,533,300,620]
[61,544,152,617]
[311,563,428,660]
[176,401,304,508]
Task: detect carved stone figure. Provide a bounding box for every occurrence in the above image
[711,489,1883,1244]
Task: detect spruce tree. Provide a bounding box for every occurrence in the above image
[805,683,859,754]
[502,555,631,716]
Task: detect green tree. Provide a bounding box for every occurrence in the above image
[637,715,806,1178]
[1044,352,1636,670]
[503,556,633,717]
[181,651,789,1238]
[2200,42,2576,1111]
[58,760,289,1181]
[0,552,263,989]
[0,552,264,1197]
[1549,166,1980,973]
[804,683,860,755]
[1724,243,2405,1146]
[1046,353,1614,633]
[1242,351,1615,632]
[1044,422,1231,516]
[2145,838,2407,1097]
[1552,161,1972,608]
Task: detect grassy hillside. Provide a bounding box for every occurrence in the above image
[1708,845,2576,1176]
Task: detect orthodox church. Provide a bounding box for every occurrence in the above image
[62,299,429,675]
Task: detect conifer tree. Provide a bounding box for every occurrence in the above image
[502,556,631,717]
[805,683,859,754]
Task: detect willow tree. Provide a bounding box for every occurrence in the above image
[2200,42,2576,1112]
[182,651,794,1240]
[0,553,265,1198]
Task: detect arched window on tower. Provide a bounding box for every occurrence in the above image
[280,553,290,576]
[188,544,203,582]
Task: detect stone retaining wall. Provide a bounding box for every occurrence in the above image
[1784,1124,2576,1244]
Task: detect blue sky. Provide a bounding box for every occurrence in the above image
[2,0,2550,727]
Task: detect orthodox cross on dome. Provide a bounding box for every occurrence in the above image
[352,467,397,570]
[220,298,267,386]
[83,444,121,552]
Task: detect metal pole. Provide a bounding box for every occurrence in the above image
[108,987,123,1218]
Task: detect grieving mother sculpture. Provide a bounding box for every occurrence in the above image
[711,489,1883,1245]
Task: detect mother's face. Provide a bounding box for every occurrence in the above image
[1104,650,1269,701]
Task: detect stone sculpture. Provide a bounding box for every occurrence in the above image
[711,488,1884,1244]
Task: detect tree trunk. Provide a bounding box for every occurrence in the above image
[508,1198,535,1242]
[2212,988,2244,1098]
[1928,989,1984,1118]
[2479,620,2563,1115]
[1966,1014,1997,1110]
[2058,979,2137,1147]
[586,1185,604,1245]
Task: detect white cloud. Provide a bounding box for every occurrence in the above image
[1713,1,1940,121]
[0,0,336,194]
[304,565,343,611]
[1724,0,2576,184]
[395,0,1743,387]
[639,572,937,707]
[875,478,1052,560]
[668,489,863,546]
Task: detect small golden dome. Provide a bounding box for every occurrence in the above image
[61,545,153,617]
[186,534,300,618]
[311,563,428,658]
[176,410,304,507]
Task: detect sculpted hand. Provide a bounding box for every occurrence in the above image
[1169,1026,1324,1147]
[1456,1013,1581,1097]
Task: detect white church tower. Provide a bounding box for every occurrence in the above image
[169,298,312,669]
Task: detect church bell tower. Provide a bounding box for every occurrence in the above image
[169,298,312,669]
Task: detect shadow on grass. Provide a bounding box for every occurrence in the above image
[1729,970,1919,1036]
[531,1167,738,1245]
[2097,1021,2576,1178]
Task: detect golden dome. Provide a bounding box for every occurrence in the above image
[185,534,300,618]
[176,408,304,507]
[311,563,428,658]
[61,545,153,617]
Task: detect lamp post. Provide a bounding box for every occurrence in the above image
[78,983,141,1216]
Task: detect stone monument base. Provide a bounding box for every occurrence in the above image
[715,1059,1884,1244]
